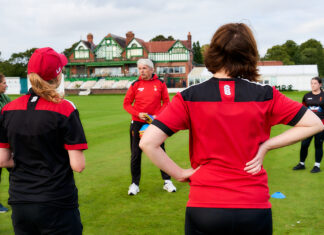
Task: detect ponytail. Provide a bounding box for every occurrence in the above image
[28,73,62,104]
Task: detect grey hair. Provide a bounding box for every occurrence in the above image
[137,59,154,69]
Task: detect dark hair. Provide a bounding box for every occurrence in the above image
[311,76,322,84]
[0,73,4,83]
[204,23,260,81]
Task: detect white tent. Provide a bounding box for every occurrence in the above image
[188,65,319,91]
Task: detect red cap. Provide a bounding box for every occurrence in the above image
[27,47,68,81]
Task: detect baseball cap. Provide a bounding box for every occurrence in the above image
[27,47,68,81]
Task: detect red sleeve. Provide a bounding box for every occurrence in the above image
[123,85,140,117]
[269,87,307,126]
[63,109,88,150]
[152,92,189,136]
[156,82,170,115]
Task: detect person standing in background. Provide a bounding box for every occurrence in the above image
[293,77,324,173]
[123,59,176,195]
[0,73,10,213]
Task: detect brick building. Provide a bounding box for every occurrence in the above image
[66,32,193,88]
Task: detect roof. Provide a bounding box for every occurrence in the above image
[142,40,190,53]
[259,65,318,76]
[257,61,283,66]
[105,34,126,48]
[188,67,212,79]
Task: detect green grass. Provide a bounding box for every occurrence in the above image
[1,91,324,235]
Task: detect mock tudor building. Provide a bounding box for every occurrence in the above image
[66,31,193,88]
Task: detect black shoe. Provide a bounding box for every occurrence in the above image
[310,166,321,173]
[293,163,305,170]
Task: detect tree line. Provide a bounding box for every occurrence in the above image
[192,38,324,76]
[1,37,324,77]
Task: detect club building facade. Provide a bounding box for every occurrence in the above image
[65,31,193,88]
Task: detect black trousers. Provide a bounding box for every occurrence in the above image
[11,204,83,235]
[185,207,272,235]
[300,131,324,163]
[130,121,170,185]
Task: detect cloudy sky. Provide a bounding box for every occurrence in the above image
[1,0,324,59]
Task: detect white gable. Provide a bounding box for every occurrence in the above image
[76,41,89,50]
[127,39,142,48]
[173,41,184,48]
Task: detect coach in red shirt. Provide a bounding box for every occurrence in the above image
[123,59,176,195]
[140,24,324,235]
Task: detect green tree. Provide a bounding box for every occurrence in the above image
[8,48,37,66]
[0,48,37,77]
[151,35,175,41]
[263,45,294,65]
[282,40,299,63]
[299,39,324,76]
[193,41,203,64]
[200,44,209,62]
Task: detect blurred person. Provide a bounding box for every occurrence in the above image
[140,23,324,235]
[293,77,324,173]
[123,58,176,195]
[0,47,87,235]
[0,73,10,213]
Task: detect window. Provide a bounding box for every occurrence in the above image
[129,67,138,75]
[75,45,89,59]
[157,66,186,74]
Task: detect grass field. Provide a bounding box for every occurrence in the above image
[1,91,324,235]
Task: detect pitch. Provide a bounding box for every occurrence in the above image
[1,92,323,235]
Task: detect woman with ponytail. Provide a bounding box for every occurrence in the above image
[0,47,87,235]
[293,76,324,173]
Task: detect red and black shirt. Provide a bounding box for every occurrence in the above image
[123,74,170,122]
[153,77,306,209]
[302,90,324,122]
[0,89,88,208]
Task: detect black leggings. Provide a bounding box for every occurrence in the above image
[300,131,324,163]
[185,207,272,235]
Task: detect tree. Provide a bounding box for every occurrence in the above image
[0,48,37,77]
[8,48,37,66]
[263,44,294,65]
[299,39,324,76]
[63,41,79,57]
[200,44,209,62]
[193,41,203,64]
[282,40,299,63]
[151,35,175,41]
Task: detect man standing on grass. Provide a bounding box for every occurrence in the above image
[0,74,10,213]
[123,59,176,195]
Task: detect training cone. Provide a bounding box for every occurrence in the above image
[271,192,286,199]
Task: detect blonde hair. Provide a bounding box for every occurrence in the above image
[28,73,62,103]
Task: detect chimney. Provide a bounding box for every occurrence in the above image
[87,33,94,44]
[187,32,192,49]
[126,31,135,46]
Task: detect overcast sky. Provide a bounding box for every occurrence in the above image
[1,0,324,60]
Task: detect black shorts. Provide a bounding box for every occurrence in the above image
[185,207,272,235]
[11,203,83,235]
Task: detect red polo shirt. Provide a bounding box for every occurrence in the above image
[153,77,306,208]
[123,74,170,122]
